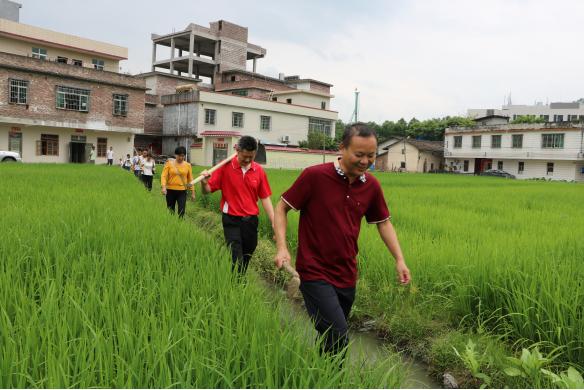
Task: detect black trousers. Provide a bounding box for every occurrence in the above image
[166,189,187,218]
[221,213,258,274]
[300,280,356,356]
[142,174,153,191]
[107,159,113,166]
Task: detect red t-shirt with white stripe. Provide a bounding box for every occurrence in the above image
[208,156,272,216]
[281,161,390,288]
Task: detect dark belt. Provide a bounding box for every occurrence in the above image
[223,213,257,221]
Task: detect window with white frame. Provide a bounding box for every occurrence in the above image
[497,161,503,170]
[232,112,244,128]
[32,47,47,60]
[260,115,271,131]
[308,118,332,136]
[113,94,128,116]
[9,79,28,104]
[72,59,83,67]
[205,109,216,125]
[454,136,462,148]
[472,135,482,148]
[491,135,501,148]
[518,161,524,174]
[92,59,105,70]
[512,134,523,148]
[541,133,564,149]
[56,86,90,112]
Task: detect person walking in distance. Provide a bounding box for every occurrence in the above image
[161,146,194,217]
[106,147,114,166]
[141,151,156,191]
[131,149,142,179]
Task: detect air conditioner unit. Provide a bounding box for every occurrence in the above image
[281,135,290,143]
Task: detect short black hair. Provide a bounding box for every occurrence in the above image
[175,146,187,155]
[237,136,258,152]
[341,122,377,147]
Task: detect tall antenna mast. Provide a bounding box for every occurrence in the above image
[350,88,360,123]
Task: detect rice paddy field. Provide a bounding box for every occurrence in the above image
[0,164,403,388]
[2,163,583,388]
[198,167,584,386]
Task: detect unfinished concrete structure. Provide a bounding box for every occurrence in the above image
[143,20,337,163]
[151,20,265,82]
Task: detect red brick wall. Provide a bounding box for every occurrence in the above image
[310,82,331,94]
[216,78,293,94]
[0,52,145,130]
[155,75,183,96]
[144,105,163,135]
[210,21,248,42]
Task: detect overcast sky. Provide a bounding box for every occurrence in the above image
[18,0,584,122]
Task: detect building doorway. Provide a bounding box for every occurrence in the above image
[8,131,22,156]
[70,135,88,163]
[212,142,228,165]
[474,158,492,174]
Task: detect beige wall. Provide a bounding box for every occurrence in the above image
[0,17,127,62]
[191,146,205,166]
[190,143,338,169]
[0,125,134,163]
[272,92,331,110]
[263,150,338,169]
[381,142,442,172]
[0,36,119,72]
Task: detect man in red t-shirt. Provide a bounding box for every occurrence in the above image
[201,136,274,274]
[274,123,411,356]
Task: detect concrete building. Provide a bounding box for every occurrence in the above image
[140,20,337,165]
[0,0,20,22]
[468,101,584,123]
[376,137,444,173]
[0,5,145,163]
[444,122,584,181]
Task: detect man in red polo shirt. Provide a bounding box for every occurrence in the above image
[201,136,274,274]
[274,123,411,356]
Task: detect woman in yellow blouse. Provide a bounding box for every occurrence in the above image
[161,146,195,218]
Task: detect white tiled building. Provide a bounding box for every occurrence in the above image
[444,123,584,181]
[468,102,584,123]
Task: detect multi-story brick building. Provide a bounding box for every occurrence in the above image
[0,3,145,163]
[140,20,337,164]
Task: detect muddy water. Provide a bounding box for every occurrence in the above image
[350,329,441,389]
[258,278,441,388]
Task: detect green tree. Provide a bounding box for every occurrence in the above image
[298,131,338,151]
[511,115,545,124]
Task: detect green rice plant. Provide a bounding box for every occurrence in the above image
[214,169,584,375]
[0,164,404,388]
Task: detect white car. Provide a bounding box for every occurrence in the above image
[0,150,22,162]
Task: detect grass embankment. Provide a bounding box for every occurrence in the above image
[0,164,404,388]
[194,167,584,388]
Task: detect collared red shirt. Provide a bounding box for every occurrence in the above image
[281,160,390,288]
[208,156,272,216]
